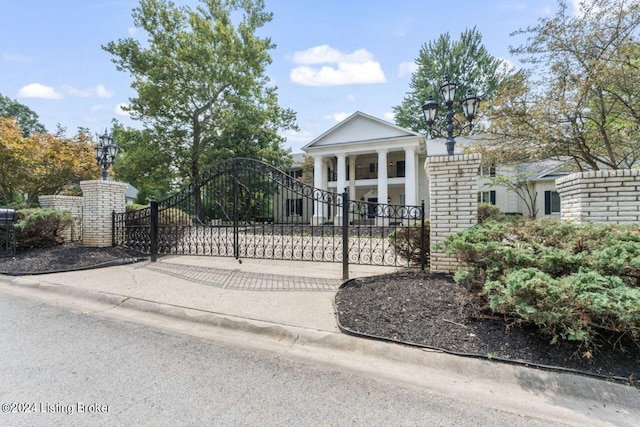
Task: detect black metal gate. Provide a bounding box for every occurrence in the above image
[113,158,426,275]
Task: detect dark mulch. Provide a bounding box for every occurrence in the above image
[335,271,640,388]
[0,242,146,275]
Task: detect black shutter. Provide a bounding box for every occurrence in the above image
[544,191,551,215]
[490,191,496,205]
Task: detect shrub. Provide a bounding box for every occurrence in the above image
[389,220,430,266]
[485,268,640,349]
[445,218,640,352]
[14,209,74,250]
[477,202,502,223]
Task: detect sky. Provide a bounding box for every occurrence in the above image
[0,0,584,153]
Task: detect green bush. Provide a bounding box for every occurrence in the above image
[389,220,430,266]
[477,202,502,224]
[445,218,640,352]
[14,209,74,250]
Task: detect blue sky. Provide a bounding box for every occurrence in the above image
[0,0,582,153]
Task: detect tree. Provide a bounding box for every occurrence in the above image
[111,124,177,204]
[486,0,640,169]
[103,0,297,211]
[0,119,99,205]
[393,27,516,134]
[0,93,46,137]
[488,173,539,218]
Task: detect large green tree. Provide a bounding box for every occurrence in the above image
[103,0,297,202]
[486,0,640,169]
[0,93,46,137]
[394,27,515,134]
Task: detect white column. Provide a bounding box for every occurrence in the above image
[404,147,417,206]
[335,153,347,223]
[312,156,325,225]
[349,155,356,201]
[377,150,388,225]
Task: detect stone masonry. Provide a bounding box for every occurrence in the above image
[38,195,84,242]
[425,153,482,273]
[556,169,640,225]
[80,180,128,247]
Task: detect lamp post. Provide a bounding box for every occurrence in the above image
[421,75,480,156]
[94,129,119,180]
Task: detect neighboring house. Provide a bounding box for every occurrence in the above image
[284,111,569,224]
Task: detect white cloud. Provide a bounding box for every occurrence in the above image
[90,104,109,112]
[281,129,313,145]
[383,112,395,122]
[114,103,131,117]
[2,52,33,62]
[128,27,137,36]
[95,84,113,99]
[397,61,418,77]
[289,45,386,86]
[63,84,113,99]
[324,112,352,122]
[17,83,62,99]
[63,85,92,98]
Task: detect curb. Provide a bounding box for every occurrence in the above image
[1,273,639,420]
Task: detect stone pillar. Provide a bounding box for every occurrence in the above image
[404,147,416,206]
[425,154,482,273]
[38,195,84,242]
[556,169,640,225]
[312,156,326,225]
[80,180,128,247]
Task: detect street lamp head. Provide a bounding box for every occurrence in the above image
[421,95,439,127]
[460,89,480,123]
[439,75,457,105]
[105,143,119,160]
[94,128,119,180]
[93,145,103,163]
[99,129,112,146]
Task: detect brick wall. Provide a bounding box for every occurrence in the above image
[80,180,128,247]
[556,170,640,225]
[425,154,482,273]
[38,195,84,241]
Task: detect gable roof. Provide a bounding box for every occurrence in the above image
[302,111,425,151]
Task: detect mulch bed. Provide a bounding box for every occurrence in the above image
[0,242,146,275]
[335,271,640,388]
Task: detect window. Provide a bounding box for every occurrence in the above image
[545,191,561,214]
[286,199,302,217]
[396,160,406,178]
[478,165,496,177]
[369,163,378,173]
[478,191,496,205]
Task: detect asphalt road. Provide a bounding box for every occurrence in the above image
[0,290,567,427]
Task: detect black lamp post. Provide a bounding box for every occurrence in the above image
[94,129,119,180]
[421,75,480,156]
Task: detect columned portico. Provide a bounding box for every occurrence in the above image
[348,155,356,201]
[404,147,417,206]
[302,111,427,226]
[312,155,326,225]
[377,149,389,225]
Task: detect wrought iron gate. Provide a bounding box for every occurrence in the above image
[113,158,426,274]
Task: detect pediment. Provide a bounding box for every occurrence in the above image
[303,112,423,151]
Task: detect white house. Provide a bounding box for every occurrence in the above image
[289,111,568,224]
